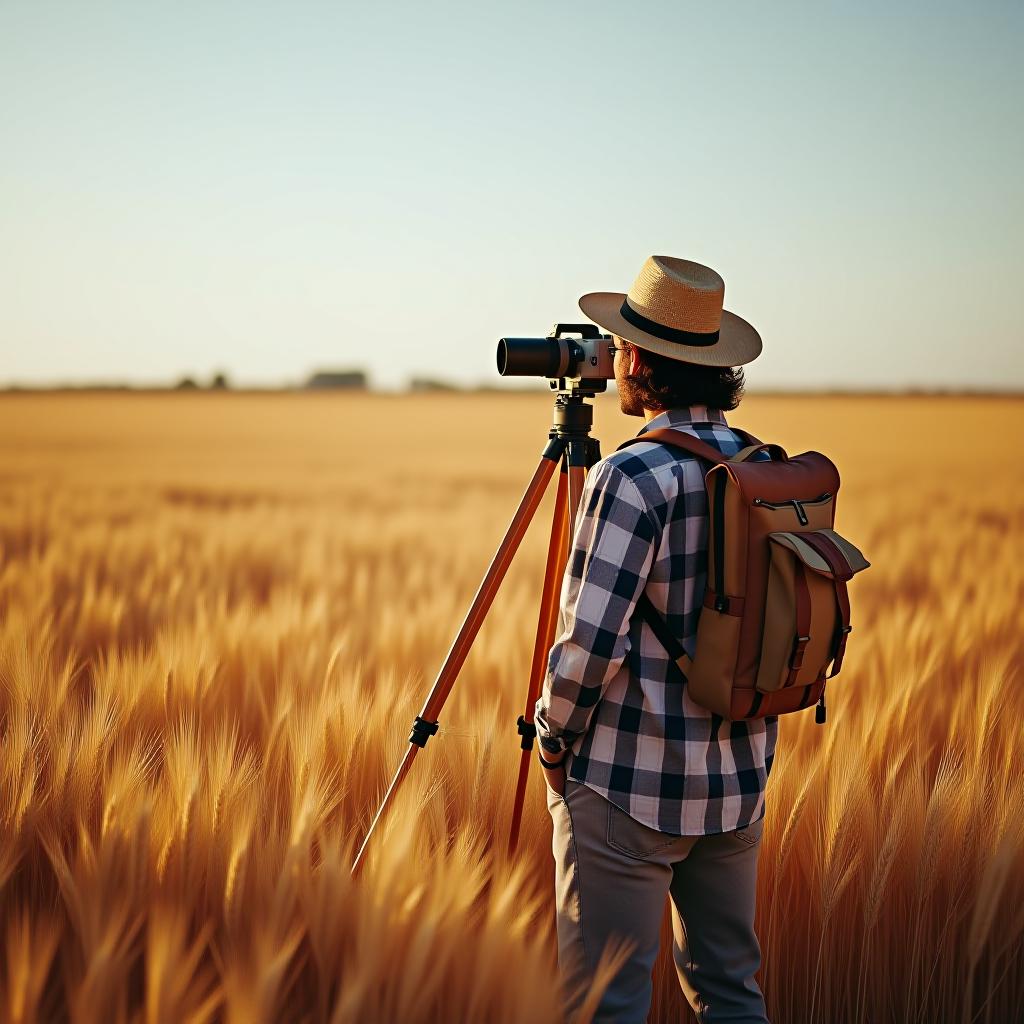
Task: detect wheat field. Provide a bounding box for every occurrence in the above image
[0,390,1021,1024]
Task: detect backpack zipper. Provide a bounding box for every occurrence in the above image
[752,492,831,527]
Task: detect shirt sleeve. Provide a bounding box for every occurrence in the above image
[534,459,659,753]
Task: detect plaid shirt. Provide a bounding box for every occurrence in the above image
[535,404,778,835]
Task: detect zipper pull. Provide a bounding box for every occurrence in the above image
[815,692,827,724]
[792,499,809,526]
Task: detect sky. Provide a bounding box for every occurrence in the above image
[1,0,1021,392]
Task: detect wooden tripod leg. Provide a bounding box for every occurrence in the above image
[352,446,564,876]
[507,439,601,854]
[507,465,570,854]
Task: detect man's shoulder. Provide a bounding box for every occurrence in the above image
[599,444,682,484]
[588,445,695,524]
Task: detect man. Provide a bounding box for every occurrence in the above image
[534,256,775,1024]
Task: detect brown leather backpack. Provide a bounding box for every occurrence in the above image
[617,427,870,723]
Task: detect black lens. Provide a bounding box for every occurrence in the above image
[496,338,566,377]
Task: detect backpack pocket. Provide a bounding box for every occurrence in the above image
[688,595,744,717]
[755,529,870,694]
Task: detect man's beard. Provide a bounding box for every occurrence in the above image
[616,375,645,418]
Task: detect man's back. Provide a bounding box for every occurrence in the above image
[536,402,778,836]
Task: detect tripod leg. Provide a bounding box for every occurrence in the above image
[352,440,566,876]
[507,463,570,854]
[507,438,602,854]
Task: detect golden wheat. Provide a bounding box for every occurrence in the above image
[0,391,1021,1023]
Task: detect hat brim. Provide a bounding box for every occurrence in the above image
[578,292,762,367]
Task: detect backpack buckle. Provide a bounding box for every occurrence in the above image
[789,635,811,671]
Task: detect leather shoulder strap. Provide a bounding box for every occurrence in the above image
[619,425,787,465]
[617,427,730,465]
[731,427,764,447]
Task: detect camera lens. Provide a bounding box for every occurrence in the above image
[497,339,569,377]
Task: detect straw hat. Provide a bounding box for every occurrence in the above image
[578,256,762,367]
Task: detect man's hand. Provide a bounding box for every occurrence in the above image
[538,750,567,798]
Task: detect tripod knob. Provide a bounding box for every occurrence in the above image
[516,715,537,750]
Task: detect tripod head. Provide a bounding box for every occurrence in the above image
[497,323,613,399]
[549,390,596,441]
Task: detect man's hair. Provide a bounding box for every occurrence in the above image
[622,342,746,411]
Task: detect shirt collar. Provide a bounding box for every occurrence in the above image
[635,404,729,436]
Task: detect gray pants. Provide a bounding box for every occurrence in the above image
[546,779,769,1024]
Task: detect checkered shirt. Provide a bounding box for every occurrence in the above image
[535,404,778,835]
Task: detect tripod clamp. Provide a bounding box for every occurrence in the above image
[409,716,439,747]
[516,715,537,750]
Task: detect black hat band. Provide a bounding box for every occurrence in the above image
[619,299,720,347]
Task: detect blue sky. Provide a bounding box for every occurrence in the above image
[1,1,1021,390]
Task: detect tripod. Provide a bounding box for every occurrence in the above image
[352,391,602,874]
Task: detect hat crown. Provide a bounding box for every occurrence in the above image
[626,256,724,334]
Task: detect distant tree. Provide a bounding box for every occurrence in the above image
[174,376,198,390]
[210,372,230,390]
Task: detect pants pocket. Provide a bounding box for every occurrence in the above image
[732,815,765,846]
[606,800,686,860]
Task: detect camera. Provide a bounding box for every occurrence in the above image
[497,324,614,394]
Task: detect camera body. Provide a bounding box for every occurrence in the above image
[497,324,614,396]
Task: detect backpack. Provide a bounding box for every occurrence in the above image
[616,426,870,723]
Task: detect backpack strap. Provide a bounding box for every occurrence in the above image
[618,427,730,463]
[635,593,693,680]
[784,562,813,688]
[618,426,789,464]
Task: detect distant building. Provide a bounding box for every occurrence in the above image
[304,370,368,390]
[409,377,458,392]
